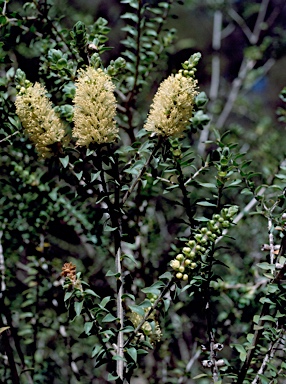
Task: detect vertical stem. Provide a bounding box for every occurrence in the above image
[0,230,6,297]
[198,9,222,155]
[111,153,125,380]
[98,149,125,379]
[268,217,275,268]
[2,330,20,384]
[115,244,124,379]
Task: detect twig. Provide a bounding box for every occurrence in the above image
[252,0,270,45]
[251,328,282,384]
[115,246,124,379]
[0,231,5,297]
[228,9,253,42]
[216,57,255,130]
[198,10,222,155]
[1,330,20,384]
[0,131,20,144]
[184,162,209,186]
[124,278,174,348]
[268,223,275,262]
[122,137,163,205]
[237,256,286,384]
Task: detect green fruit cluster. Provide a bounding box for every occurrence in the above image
[178,52,201,79]
[170,206,239,280]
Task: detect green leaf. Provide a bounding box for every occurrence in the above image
[122,293,135,301]
[129,305,145,317]
[231,344,247,361]
[104,224,118,232]
[267,284,279,293]
[59,156,69,168]
[258,374,271,384]
[74,171,83,180]
[139,299,152,308]
[192,374,208,380]
[159,272,172,280]
[121,325,135,333]
[122,253,138,265]
[84,289,100,298]
[91,344,104,358]
[226,179,242,188]
[90,171,100,182]
[141,281,164,295]
[107,373,120,381]
[137,349,149,355]
[196,201,216,207]
[84,321,93,335]
[126,347,137,363]
[99,296,111,308]
[246,333,254,343]
[106,270,121,277]
[257,262,275,271]
[260,315,276,322]
[112,354,127,361]
[102,313,118,323]
[64,291,73,301]
[197,182,217,189]
[74,301,83,317]
[121,12,139,23]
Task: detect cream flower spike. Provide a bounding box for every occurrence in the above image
[15,83,66,158]
[144,71,198,138]
[72,67,118,146]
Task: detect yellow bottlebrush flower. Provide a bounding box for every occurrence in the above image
[15,83,66,158]
[144,73,198,137]
[72,67,118,146]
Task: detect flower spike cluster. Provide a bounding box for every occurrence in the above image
[170,206,239,281]
[61,262,83,291]
[144,55,200,138]
[15,83,66,158]
[72,67,118,146]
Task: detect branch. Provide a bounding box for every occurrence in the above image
[122,137,163,205]
[124,278,174,349]
[0,131,20,144]
[0,231,5,297]
[251,328,283,384]
[184,162,209,186]
[198,10,222,155]
[237,257,286,384]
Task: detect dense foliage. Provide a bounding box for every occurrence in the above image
[1,0,286,383]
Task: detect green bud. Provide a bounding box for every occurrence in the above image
[195,234,203,242]
[189,251,196,259]
[176,254,184,261]
[183,247,191,255]
[182,274,188,281]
